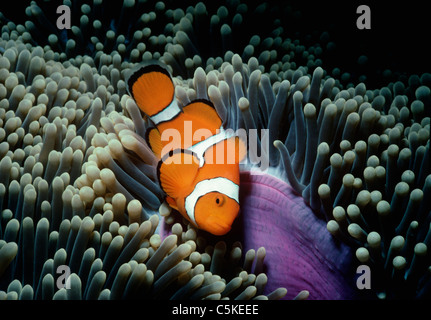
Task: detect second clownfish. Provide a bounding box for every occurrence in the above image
[127,63,245,235]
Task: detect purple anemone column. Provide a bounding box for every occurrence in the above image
[239,171,358,300]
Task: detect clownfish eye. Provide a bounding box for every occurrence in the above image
[215,195,224,206]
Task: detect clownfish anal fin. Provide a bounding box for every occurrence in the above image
[157,149,200,199]
[146,127,163,159]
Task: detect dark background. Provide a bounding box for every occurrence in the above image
[286,1,431,86]
[1,1,430,88]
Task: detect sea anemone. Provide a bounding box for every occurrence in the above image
[1,0,430,301]
[0,0,291,301]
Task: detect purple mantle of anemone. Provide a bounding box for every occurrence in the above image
[237,171,357,300]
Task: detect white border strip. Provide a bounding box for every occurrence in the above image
[188,127,235,167]
[150,99,181,125]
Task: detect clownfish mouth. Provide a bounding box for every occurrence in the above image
[201,214,237,236]
[211,221,233,236]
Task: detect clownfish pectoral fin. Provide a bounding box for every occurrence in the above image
[146,127,163,159]
[157,149,200,199]
[126,63,175,118]
[165,196,178,210]
[203,136,247,165]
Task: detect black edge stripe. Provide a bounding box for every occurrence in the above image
[183,98,216,110]
[144,126,156,149]
[126,62,172,99]
[156,158,163,184]
[160,148,199,164]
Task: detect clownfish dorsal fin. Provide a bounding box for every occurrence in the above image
[126,63,175,117]
[146,127,163,159]
[181,99,222,131]
[157,149,200,199]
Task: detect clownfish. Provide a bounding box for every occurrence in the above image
[127,62,245,236]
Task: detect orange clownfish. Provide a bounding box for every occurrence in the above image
[127,63,245,235]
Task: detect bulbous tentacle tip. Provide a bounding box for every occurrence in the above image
[273,139,283,148]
